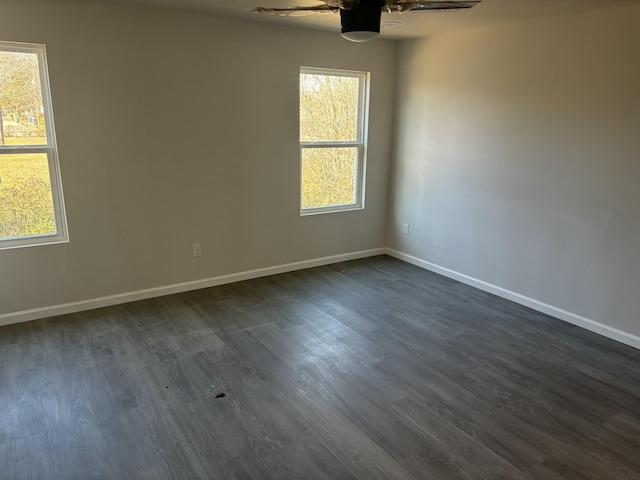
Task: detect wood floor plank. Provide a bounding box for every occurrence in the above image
[0,343,47,444]
[113,408,204,480]
[275,390,419,480]
[391,396,525,480]
[40,387,113,479]
[0,321,38,348]
[522,458,591,480]
[603,412,640,447]
[280,436,358,480]
[0,433,54,480]
[463,364,618,425]
[488,404,640,480]
[298,365,424,460]
[402,448,475,480]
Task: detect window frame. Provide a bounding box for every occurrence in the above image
[299,66,370,216]
[0,40,68,250]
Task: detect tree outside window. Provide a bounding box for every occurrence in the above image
[300,67,370,214]
[0,41,67,249]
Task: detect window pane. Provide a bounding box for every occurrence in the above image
[300,73,359,143]
[0,51,47,146]
[302,147,357,209]
[0,153,55,239]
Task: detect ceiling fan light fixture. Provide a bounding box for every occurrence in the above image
[341,31,379,42]
[340,0,384,42]
[252,1,483,41]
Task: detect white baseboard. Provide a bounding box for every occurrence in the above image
[5,246,639,351]
[0,248,385,327]
[385,248,640,351]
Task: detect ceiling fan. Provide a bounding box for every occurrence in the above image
[250,0,481,42]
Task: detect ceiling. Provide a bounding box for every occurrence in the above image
[102,0,640,38]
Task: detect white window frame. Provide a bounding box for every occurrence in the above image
[300,67,370,216]
[0,41,68,250]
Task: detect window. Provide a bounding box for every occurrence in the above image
[300,67,370,215]
[0,41,67,249]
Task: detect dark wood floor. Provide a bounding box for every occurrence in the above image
[1,256,640,479]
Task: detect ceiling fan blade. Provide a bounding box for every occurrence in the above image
[325,0,353,7]
[250,5,339,17]
[409,1,480,10]
[385,1,481,13]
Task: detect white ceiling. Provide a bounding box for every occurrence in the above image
[100,0,640,38]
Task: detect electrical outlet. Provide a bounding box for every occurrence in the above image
[403,223,410,235]
[193,243,202,257]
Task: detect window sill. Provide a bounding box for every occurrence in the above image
[0,234,69,251]
[300,205,364,216]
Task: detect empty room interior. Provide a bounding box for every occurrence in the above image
[1,0,640,478]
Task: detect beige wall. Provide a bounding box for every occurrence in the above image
[389,5,640,337]
[0,1,397,314]
[3,1,638,345]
